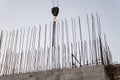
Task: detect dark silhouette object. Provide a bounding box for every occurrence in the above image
[52,7,59,17]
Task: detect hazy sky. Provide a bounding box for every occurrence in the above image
[0,0,120,63]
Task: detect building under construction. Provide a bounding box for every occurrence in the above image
[0,0,120,80]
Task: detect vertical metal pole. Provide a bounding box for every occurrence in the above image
[21,28,25,72]
[25,27,30,72]
[52,21,55,71]
[78,17,83,66]
[87,15,91,66]
[71,18,75,65]
[12,29,18,74]
[49,23,52,69]
[91,14,98,65]
[73,19,77,66]
[52,21,56,47]
[38,25,41,52]
[18,29,23,73]
[44,24,47,69]
[61,20,64,68]
[104,34,109,65]
[96,14,101,65]
[65,19,70,67]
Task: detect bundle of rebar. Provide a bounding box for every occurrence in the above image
[0,14,112,76]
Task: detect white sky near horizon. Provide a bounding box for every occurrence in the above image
[0,0,120,63]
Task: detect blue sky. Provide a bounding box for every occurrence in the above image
[0,0,120,63]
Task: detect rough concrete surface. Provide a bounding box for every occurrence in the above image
[0,65,110,80]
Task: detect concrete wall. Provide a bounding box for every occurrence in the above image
[0,65,110,80]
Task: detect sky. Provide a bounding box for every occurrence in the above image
[0,0,120,63]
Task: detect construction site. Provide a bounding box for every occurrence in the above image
[0,0,120,80]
